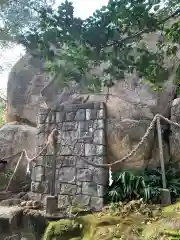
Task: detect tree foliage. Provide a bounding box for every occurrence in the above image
[16,0,180,91]
[0,0,55,44]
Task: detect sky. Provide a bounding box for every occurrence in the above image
[0,0,109,93]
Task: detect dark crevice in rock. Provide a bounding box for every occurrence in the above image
[8,115,37,127]
[162,126,171,157]
[20,117,36,127]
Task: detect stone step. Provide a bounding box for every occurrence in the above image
[0,206,23,233]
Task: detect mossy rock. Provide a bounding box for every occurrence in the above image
[163,202,180,217]
[142,202,180,240]
[43,201,180,240]
[43,219,82,240]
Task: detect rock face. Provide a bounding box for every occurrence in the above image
[6,50,177,171]
[170,98,180,161]
[0,123,36,192]
[7,54,50,126]
[84,75,175,170]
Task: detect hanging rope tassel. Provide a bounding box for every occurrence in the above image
[109,166,113,186]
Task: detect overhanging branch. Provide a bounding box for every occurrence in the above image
[103,8,180,48]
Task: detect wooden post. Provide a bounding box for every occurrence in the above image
[156,116,167,189]
[46,130,58,215]
[51,136,57,196]
[156,116,171,205]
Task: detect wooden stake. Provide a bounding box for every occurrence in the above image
[5,152,24,192]
[156,116,167,189]
[51,138,57,196]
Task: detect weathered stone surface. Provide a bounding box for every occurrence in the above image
[44,167,53,180]
[78,121,87,132]
[97,109,105,119]
[63,122,78,131]
[59,145,73,155]
[56,111,66,122]
[7,54,50,125]
[93,168,109,185]
[93,130,105,145]
[96,145,105,156]
[148,137,170,168]
[31,181,50,194]
[56,156,77,167]
[75,109,85,121]
[58,195,71,207]
[170,98,180,161]
[46,196,58,214]
[106,119,155,170]
[31,166,44,182]
[72,195,90,207]
[28,192,42,201]
[57,167,76,183]
[66,112,76,121]
[55,181,61,193]
[94,119,104,129]
[76,157,91,168]
[61,184,77,195]
[85,144,96,156]
[82,182,98,196]
[77,169,93,182]
[0,123,36,192]
[86,109,97,120]
[90,197,103,210]
[74,143,85,155]
[31,102,107,210]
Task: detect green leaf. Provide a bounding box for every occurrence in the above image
[153,5,160,11]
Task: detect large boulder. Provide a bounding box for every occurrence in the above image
[170,98,180,161]
[7,54,50,126]
[82,74,175,170]
[0,123,36,192]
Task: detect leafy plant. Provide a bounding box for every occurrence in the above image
[0,0,55,44]
[16,0,180,92]
[106,169,151,203]
[107,162,180,203]
[144,163,180,201]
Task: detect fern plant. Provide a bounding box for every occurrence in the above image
[106,161,180,203]
[106,170,151,203]
[144,162,180,201]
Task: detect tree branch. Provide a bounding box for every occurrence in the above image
[104,8,180,48]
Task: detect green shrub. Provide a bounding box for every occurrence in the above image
[106,169,151,203]
[106,161,180,203]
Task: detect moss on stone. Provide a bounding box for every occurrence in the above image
[142,203,180,240]
[42,201,180,240]
[163,202,180,217]
[43,219,81,240]
[70,206,87,215]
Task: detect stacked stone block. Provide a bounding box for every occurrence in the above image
[30,102,108,210]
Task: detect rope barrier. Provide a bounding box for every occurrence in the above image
[3,129,57,192]
[58,113,180,169]
[4,113,180,191]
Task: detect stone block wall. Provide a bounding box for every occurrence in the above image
[30,102,108,210]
